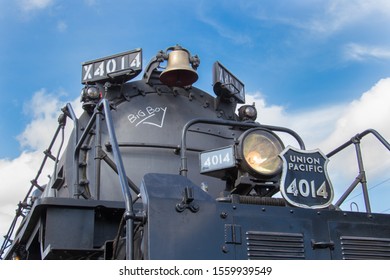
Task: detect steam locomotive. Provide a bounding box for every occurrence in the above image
[1,45,390,260]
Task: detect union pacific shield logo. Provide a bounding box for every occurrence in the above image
[279,146,334,209]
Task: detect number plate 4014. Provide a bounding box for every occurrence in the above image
[200,146,235,174]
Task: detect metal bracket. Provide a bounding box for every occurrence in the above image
[311,239,335,250]
[176,186,199,213]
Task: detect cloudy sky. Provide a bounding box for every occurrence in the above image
[1,0,390,249]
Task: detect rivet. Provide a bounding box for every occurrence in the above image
[222,245,229,253]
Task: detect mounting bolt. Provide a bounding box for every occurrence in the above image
[222,245,229,253]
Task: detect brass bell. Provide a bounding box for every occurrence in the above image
[160,47,198,87]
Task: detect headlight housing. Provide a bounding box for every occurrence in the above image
[237,128,284,177]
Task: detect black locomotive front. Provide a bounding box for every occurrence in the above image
[2,46,390,260]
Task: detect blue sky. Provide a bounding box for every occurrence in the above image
[1,0,390,245]
[1,0,389,159]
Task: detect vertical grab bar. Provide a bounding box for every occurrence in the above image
[73,99,135,259]
[99,99,135,260]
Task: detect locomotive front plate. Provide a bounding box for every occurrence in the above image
[200,146,235,174]
[279,146,334,209]
[81,48,142,84]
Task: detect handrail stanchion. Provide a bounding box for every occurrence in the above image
[328,129,390,213]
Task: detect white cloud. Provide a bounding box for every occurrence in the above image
[247,77,390,165]
[0,151,42,236]
[344,43,390,61]
[314,78,390,213]
[196,2,252,46]
[18,89,65,151]
[243,0,390,36]
[0,90,81,249]
[244,92,346,150]
[84,0,98,6]
[246,77,390,211]
[57,20,67,32]
[199,17,252,45]
[309,0,390,35]
[309,0,390,34]
[17,0,54,12]
[320,78,390,176]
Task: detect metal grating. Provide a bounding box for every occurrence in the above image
[246,231,305,260]
[340,236,390,260]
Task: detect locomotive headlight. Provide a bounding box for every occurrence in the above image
[238,129,284,177]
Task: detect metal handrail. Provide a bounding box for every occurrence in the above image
[99,99,135,260]
[73,99,136,259]
[1,99,138,260]
[179,118,306,176]
[326,129,390,213]
[0,114,68,260]
[73,105,139,197]
[73,108,99,198]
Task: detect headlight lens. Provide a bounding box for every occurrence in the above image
[239,129,284,177]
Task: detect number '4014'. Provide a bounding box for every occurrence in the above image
[203,153,230,167]
[286,179,328,199]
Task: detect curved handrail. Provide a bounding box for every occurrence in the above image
[327,129,390,157]
[326,129,390,213]
[179,118,306,176]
